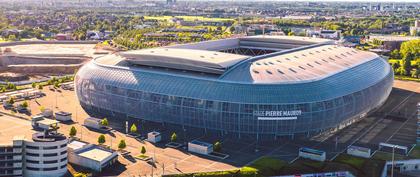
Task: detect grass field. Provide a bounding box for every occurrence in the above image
[394,75,420,82]
[144,15,234,22]
[163,154,387,177]
[372,151,410,161]
[409,145,420,158]
[333,154,366,169]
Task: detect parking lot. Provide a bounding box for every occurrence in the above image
[0,80,419,176]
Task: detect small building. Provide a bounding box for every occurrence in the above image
[68,140,118,172]
[84,117,104,130]
[55,111,72,122]
[41,108,53,118]
[147,131,161,143]
[298,147,326,162]
[347,145,371,158]
[32,118,59,130]
[188,140,213,155]
[55,33,72,40]
[381,159,420,177]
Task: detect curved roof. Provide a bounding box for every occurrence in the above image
[121,48,249,74]
[79,54,392,104]
[222,45,379,84]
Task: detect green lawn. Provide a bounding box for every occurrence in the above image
[409,145,420,158]
[394,75,420,82]
[372,151,409,161]
[246,156,287,176]
[164,155,387,177]
[333,154,366,169]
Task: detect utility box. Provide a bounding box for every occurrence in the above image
[55,111,72,122]
[147,131,161,143]
[188,140,213,155]
[84,117,104,130]
[42,108,53,118]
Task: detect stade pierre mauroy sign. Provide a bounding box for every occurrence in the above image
[253,110,302,120]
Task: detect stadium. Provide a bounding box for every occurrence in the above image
[75,36,393,139]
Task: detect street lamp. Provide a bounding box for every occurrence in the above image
[391,145,395,177]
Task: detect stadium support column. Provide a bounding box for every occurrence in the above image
[256,118,259,152]
[238,104,241,139]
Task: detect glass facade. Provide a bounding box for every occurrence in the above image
[76,57,393,137]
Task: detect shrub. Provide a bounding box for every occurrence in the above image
[130,124,137,134]
[118,139,126,150]
[141,146,146,154]
[98,134,106,144]
[171,132,177,142]
[21,101,28,108]
[214,141,221,152]
[69,126,77,137]
[101,118,109,126]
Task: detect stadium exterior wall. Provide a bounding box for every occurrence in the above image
[75,57,393,138]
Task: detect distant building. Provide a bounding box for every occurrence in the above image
[368,35,420,50]
[410,20,420,36]
[307,29,341,39]
[0,131,68,177]
[55,33,72,40]
[166,0,176,5]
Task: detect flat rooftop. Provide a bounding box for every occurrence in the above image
[0,115,35,145]
[68,140,88,151]
[37,118,59,125]
[77,146,115,162]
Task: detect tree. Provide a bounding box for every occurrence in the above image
[38,84,43,90]
[390,49,400,59]
[8,34,16,41]
[7,97,14,105]
[31,82,36,89]
[118,139,126,150]
[214,141,222,152]
[130,124,137,134]
[412,68,420,78]
[98,134,106,144]
[141,146,146,154]
[287,31,295,36]
[101,118,109,126]
[74,173,87,177]
[171,132,177,142]
[54,82,60,88]
[69,126,77,137]
[21,101,28,108]
[402,53,414,76]
[39,106,45,112]
[229,26,235,33]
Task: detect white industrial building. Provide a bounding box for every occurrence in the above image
[67,140,118,172]
[55,111,72,122]
[83,117,105,130]
[188,140,213,155]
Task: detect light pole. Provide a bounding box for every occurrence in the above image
[391,145,395,177]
